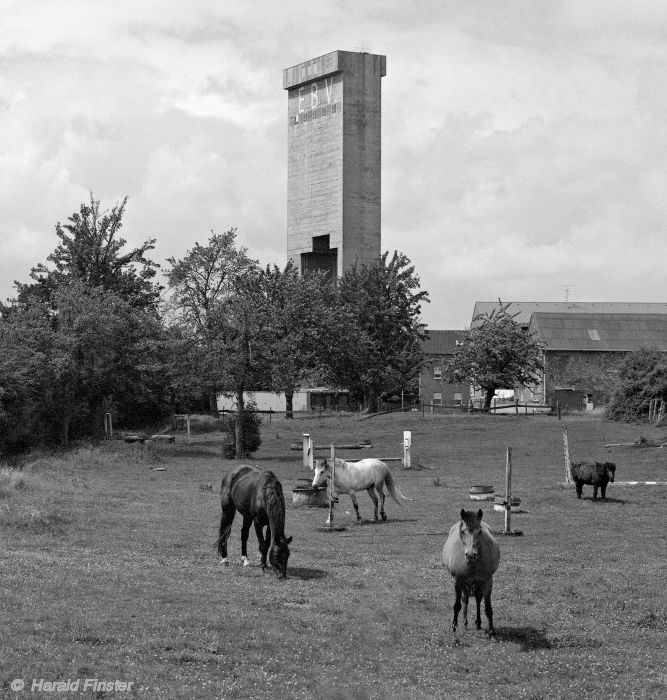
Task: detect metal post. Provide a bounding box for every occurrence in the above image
[403,431,412,469]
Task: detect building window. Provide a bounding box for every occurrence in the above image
[433,366,442,380]
[453,392,462,405]
[588,329,601,340]
[433,392,442,406]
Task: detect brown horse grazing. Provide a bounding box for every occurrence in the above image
[217,465,292,579]
[442,509,500,635]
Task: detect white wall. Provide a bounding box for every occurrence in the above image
[216,391,310,412]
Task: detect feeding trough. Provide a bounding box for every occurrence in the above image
[469,485,495,501]
[494,496,521,513]
[292,480,329,508]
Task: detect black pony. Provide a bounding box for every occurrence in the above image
[217,465,292,579]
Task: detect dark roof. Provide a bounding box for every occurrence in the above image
[529,313,667,352]
[473,301,667,327]
[421,329,468,355]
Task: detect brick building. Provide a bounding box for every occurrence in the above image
[419,329,469,408]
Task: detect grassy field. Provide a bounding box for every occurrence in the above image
[1,412,666,699]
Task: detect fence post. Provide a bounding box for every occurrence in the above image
[504,447,512,533]
[186,414,191,445]
[328,444,336,525]
[302,434,313,470]
[562,425,572,484]
[403,431,412,469]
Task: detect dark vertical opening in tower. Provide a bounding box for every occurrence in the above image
[301,234,337,280]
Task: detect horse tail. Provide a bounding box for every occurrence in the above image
[384,469,412,507]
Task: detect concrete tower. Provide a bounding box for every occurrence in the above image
[283,50,386,278]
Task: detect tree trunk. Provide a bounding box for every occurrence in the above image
[367,388,379,414]
[285,389,294,420]
[235,387,245,458]
[61,409,71,448]
[484,387,496,409]
[208,390,218,414]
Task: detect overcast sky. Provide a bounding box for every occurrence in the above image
[2,1,666,329]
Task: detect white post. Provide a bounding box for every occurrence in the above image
[186,414,191,445]
[403,430,412,468]
[303,434,312,469]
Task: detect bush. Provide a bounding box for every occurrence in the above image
[221,403,262,458]
[606,349,667,422]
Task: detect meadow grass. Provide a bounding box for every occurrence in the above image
[1,413,666,699]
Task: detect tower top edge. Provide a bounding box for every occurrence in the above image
[283,50,386,89]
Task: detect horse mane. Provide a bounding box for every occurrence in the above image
[259,471,286,539]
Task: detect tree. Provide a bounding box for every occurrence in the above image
[0,280,165,450]
[165,229,258,412]
[606,349,667,422]
[1,194,167,450]
[14,192,161,312]
[166,230,270,457]
[448,302,544,409]
[336,251,429,412]
[261,262,349,418]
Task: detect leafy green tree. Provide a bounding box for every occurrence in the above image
[0,280,165,450]
[165,229,258,412]
[606,349,667,422]
[1,194,167,451]
[166,231,272,457]
[448,302,544,409]
[336,251,428,412]
[14,193,161,312]
[262,262,350,418]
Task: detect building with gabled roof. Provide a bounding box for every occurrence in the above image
[528,312,667,409]
[472,301,667,329]
[419,329,469,409]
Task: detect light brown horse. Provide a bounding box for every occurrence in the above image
[442,509,500,635]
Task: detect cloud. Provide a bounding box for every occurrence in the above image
[1,1,667,330]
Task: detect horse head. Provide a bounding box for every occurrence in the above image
[604,462,616,482]
[269,535,293,579]
[459,508,484,564]
[311,459,330,489]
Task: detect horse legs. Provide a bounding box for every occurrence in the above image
[481,579,494,635]
[593,485,599,501]
[217,503,236,564]
[462,587,470,629]
[350,493,362,521]
[575,480,583,499]
[240,515,253,566]
[474,589,482,630]
[365,487,379,520]
[372,484,386,521]
[452,578,464,632]
[254,521,270,571]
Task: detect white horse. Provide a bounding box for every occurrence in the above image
[311,457,411,522]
